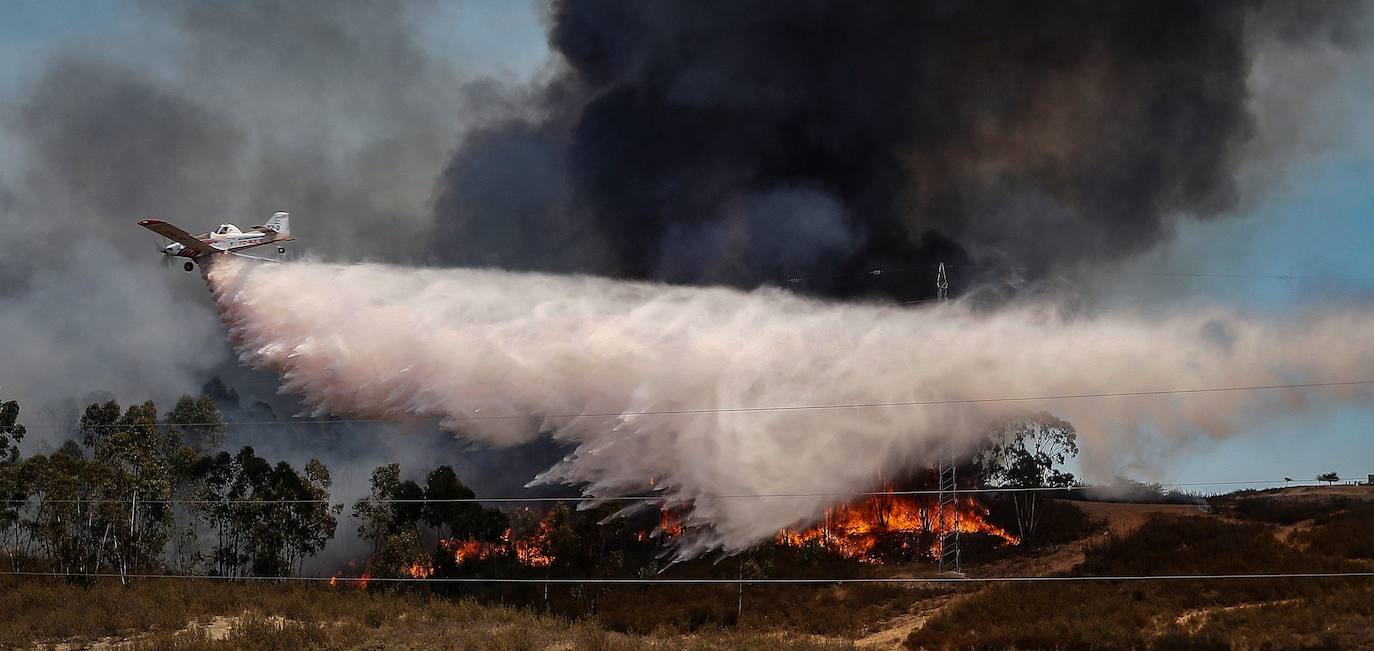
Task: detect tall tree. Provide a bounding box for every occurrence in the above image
[273,458,339,576]
[87,401,189,582]
[423,465,505,542]
[164,394,228,571]
[165,394,227,453]
[0,400,27,570]
[190,446,339,577]
[973,412,1079,542]
[78,400,121,449]
[392,479,426,538]
[20,443,109,578]
[353,463,401,556]
[0,400,23,463]
[190,450,242,575]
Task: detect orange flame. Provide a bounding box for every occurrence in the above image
[441,511,557,568]
[352,485,1016,574]
[636,508,685,542]
[331,560,371,589]
[775,491,1019,562]
[659,510,684,538]
[405,562,434,579]
[513,519,554,567]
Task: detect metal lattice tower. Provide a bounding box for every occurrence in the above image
[934,262,960,573]
[936,445,960,572]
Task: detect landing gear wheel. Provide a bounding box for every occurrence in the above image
[277,247,286,254]
[184,261,195,272]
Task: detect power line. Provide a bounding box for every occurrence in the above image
[773,263,1374,291]
[1118,270,1374,284]
[807,265,1374,306]
[2,569,1373,585]
[1,477,1364,505]
[21,378,1374,429]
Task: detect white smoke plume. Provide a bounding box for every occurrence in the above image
[207,256,1374,555]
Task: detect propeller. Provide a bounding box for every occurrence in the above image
[154,236,174,267]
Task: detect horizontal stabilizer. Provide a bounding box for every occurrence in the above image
[252,211,290,235]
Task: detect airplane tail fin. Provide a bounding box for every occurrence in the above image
[262,211,290,235]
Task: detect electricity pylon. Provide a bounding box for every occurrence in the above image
[934,262,960,573]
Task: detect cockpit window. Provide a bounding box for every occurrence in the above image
[216,225,230,234]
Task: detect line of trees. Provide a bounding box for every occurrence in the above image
[0,396,338,581]
[0,389,1098,587]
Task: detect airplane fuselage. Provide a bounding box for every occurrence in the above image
[140,212,294,271]
[159,229,290,258]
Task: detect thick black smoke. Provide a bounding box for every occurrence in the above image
[432,0,1358,301]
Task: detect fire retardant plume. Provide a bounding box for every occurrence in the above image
[208,256,1374,557]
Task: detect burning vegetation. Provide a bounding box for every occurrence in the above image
[347,481,1020,583]
[775,492,1019,563]
[439,515,555,569]
[343,415,1082,581]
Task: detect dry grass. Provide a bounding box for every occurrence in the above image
[0,577,875,650]
[118,608,864,651]
[15,489,1373,650]
[906,513,1374,650]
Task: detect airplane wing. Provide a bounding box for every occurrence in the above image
[137,219,218,255]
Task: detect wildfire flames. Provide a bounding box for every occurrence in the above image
[336,485,1018,583]
[331,560,371,589]
[512,522,555,567]
[404,562,433,578]
[775,491,1019,562]
[434,489,1015,569]
[636,509,685,542]
[441,514,555,568]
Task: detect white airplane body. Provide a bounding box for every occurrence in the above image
[138,212,293,271]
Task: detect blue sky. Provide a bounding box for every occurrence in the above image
[1115,67,1374,488]
[1154,141,1374,487]
[1,1,1370,491]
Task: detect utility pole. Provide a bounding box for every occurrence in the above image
[934,262,961,574]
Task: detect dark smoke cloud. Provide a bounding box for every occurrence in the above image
[432,0,1365,301]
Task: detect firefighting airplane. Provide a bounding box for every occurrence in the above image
[138,212,293,271]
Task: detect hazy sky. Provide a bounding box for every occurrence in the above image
[1,0,1371,490]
